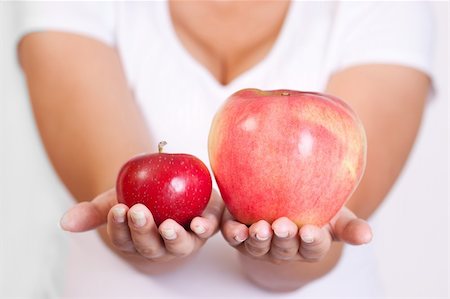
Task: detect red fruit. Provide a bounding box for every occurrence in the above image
[116,141,212,227]
[208,89,367,227]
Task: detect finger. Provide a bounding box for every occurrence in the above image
[159,219,198,257]
[330,207,373,245]
[60,188,116,232]
[270,217,300,260]
[221,208,249,246]
[106,204,135,253]
[245,220,273,257]
[190,189,224,239]
[299,225,332,262]
[128,204,166,260]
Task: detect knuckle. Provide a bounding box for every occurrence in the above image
[301,241,322,251]
[111,237,132,250]
[250,249,268,257]
[269,258,284,265]
[300,248,327,262]
[269,252,302,264]
[271,245,297,257]
[299,246,316,256]
[303,256,323,263]
[171,243,195,258]
[270,253,293,262]
[245,243,269,257]
[171,250,191,258]
[131,227,150,236]
[137,246,163,259]
[116,245,137,254]
[147,255,173,263]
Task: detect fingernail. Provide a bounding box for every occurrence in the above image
[301,233,314,244]
[57,218,66,231]
[113,207,126,223]
[161,228,177,240]
[234,235,246,243]
[59,212,71,231]
[362,233,373,244]
[256,230,270,241]
[130,210,146,227]
[274,229,289,238]
[193,225,206,235]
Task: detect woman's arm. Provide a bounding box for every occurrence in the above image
[19,32,151,200]
[328,65,429,218]
[224,64,430,291]
[19,32,223,274]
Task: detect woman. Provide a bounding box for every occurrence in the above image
[17,1,433,297]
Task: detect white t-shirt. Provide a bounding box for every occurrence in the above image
[15,1,433,298]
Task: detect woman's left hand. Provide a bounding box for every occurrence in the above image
[221,206,372,263]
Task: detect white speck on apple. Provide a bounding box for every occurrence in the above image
[239,116,258,132]
[170,177,186,193]
[298,129,314,157]
[136,169,148,180]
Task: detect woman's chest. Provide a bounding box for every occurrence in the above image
[168,1,291,85]
[118,2,335,93]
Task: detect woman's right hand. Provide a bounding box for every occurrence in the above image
[60,188,224,263]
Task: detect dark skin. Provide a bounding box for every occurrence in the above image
[19,0,430,292]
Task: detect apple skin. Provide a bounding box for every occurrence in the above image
[116,144,212,227]
[208,89,367,227]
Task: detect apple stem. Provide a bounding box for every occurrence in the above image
[158,141,167,153]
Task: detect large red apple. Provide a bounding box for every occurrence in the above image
[208,89,366,227]
[116,142,212,227]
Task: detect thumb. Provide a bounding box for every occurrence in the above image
[329,206,372,245]
[60,188,117,232]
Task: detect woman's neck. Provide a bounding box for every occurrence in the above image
[169,0,291,85]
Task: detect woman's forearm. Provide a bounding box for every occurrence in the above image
[326,65,429,220]
[19,32,153,201]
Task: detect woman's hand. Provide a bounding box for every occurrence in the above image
[60,188,224,263]
[221,206,372,264]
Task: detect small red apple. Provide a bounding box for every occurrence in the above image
[208,89,367,227]
[116,141,212,227]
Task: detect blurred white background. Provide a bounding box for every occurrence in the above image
[1,1,448,298]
